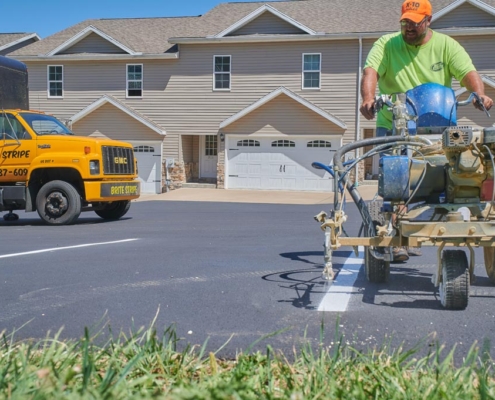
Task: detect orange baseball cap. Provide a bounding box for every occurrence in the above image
[400,0,432,23]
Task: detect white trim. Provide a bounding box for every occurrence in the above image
[213,55,231,91]
[0,33,40,52]
[69,95,166,135]
[302,53,321,90]
[15,53,179,61]
[170,27,495,44]
[433,0,495,21]
[46,25,141,56]
[219,86,347,130]
[47,65,63,99]
[126,63,143,99]
[455,74,495,95]
[211,4,318,38]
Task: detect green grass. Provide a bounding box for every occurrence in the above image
[0,317,493,399]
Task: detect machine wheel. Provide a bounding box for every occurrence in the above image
[36,180,82,225]
[94,201,131,220]
[482,247,495,284]
[439,250,469,310]
[364,200,390,283]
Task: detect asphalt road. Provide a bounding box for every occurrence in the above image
[1,199,494,359]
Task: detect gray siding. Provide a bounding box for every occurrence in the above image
[229,12,307,36]
[0,38,37,56]
[432,3,495,28]
[72,102,163,141]
[61,33,127,54]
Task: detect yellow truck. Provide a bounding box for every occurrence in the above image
[0,55,140,225]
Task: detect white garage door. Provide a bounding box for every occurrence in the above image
[226,136,340,191]
[131,142,162,194]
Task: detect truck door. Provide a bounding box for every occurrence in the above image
[0,113,36,183]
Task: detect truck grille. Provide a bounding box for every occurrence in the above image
[102,146,135,175]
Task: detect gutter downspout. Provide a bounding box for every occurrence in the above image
[354,35,363,186]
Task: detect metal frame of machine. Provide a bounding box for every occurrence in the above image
[314,83,494,310]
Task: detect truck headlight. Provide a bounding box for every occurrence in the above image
[89,160,100,175]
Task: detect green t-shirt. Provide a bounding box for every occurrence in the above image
[364,30,475,130]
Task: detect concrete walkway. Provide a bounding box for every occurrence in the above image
[134,184,378,205]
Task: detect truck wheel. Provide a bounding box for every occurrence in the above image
[439,250,469,310]
[364,200,390,283]
[94,201,131,220]
[482,247,495,284]
[36,180,82,225]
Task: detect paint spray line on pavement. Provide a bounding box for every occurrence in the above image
[318,246,364,312]
[0,239,139,259]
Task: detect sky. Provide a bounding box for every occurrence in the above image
[2,0,264,39]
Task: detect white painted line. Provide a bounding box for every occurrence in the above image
[0,239,139,259]
[318,246,364,312]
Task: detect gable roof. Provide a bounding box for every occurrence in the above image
[47,25,139,56]
[0,33,39,53]
[212,4,318,38]
[69,95,166,135]
[9,0,495,58]
[220,86,347,130]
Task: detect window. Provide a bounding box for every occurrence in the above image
[48,65,63,97]
[237,139,260,147]
[205,135,218,156]
[133,145,155,153]
[214,56,231,90]
[0,114,29,140]
[127,64,143,97]
[307,140,332,148]
[302,53,321,89]
[271,140,295,148]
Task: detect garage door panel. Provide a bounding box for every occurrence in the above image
[131,142,162,194]
[227,137,338,191]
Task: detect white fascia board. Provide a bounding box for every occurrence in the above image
[46,25,141,56]
[220,86,346,130]
[434,0,495,21]
[211,4,317,38]
[70,95,166,135]
[14,53,179,62]
[0,33,40,52]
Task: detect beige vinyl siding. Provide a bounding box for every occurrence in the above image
[456,85,495,128]
[71,102,162,141]
[223,94,345,136]
[182,135,193,162]
[432,4,495,29]
[229,12,308,36]
[25,39,360,163]
[60,33,127,54]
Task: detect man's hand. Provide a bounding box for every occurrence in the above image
[474,94,493,112]
[360,99,376,120]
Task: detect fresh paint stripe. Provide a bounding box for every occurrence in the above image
[318,246,364,312]
[0,239,139,259]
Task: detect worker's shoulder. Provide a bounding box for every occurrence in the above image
[431,30,461,45]
[377,31,402,43]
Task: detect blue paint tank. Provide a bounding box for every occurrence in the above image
[406,83,457,134]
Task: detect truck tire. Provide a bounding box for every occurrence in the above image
[439,250,469,310]
[364,200,390,283]
[95,200,131,220]
[36,180,82,225]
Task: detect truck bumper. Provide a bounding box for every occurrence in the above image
[84,180,140,202]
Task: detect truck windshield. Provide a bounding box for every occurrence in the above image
[18,113,74,136]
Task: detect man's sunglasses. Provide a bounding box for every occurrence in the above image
[400,17,428,28]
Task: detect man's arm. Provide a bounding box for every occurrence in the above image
[360,67,379,120]
[460,71,493,111]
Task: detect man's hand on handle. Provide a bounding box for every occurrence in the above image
[474,94,493,112]
[360,99,376,120]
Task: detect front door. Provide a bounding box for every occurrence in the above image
[200,135,218,178]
